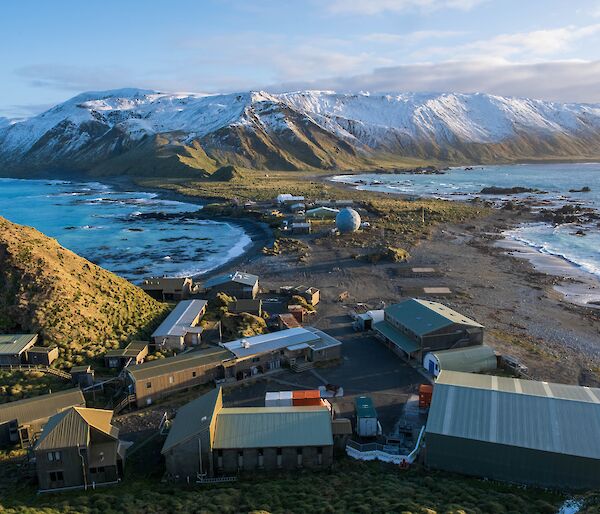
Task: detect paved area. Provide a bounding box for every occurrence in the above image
[224,316,426,436]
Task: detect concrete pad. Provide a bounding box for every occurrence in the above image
[423,287,452,294]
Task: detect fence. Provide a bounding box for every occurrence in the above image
[0,363,71,380]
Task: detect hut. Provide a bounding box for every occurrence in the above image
[423,345,497,377]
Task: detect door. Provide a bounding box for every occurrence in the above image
[428,359,436,375]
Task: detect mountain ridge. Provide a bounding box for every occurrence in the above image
[1,88,600,177]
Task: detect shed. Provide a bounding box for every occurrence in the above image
[423,344,497,377]
[70,365,94,388]
[0,334,38,365]
[104,341,149,369]
[27,346,59,366]
[426,371,600,489]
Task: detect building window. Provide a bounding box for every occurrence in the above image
[169,376,174,384]
[146,382,152,389]
[192,371,197,377]
[251,357,260,363]
[47,451,61,461]
[48,470,64,486]
[297,447,303,466]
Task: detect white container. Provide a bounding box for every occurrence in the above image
[265,391,293,407]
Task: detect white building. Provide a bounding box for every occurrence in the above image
[151,300,208,350]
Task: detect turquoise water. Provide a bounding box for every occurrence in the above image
[0,178,251,282]
[333,163,600,278]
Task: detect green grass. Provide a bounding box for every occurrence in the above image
[0,458,568,514]
[0,370,72,404]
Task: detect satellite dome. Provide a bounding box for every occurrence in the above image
[336,207,361,233]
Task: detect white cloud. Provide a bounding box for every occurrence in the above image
[268,59,600,103]
[362,30,465,43]
[416,24,600,61]
[328,0,485,15]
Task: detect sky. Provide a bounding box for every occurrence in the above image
[2,0,600,118]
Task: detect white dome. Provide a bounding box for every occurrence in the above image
[336,207,361,233]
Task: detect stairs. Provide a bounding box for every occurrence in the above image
[291,361,315,373]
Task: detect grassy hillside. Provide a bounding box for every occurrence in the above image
[0,456,566,514]
[0,216,169,369]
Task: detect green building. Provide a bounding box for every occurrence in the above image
[425,371,600,489]
[373,299,484,362]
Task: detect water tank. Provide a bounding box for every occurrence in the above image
[336,207,361,233]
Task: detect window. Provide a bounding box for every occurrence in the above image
[146,381,152,389]
[48,471,64,485]
[276,448,282,456]
[54,451,61,461]
[47,451,61,461]
[168,376,174,384]
[251,357,260,363]
[47,452,53,461]
[192,371,197,378]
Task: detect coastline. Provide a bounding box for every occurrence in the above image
[326,168,600,310]
[85,176,275,282]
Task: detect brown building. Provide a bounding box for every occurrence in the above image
[162,387,333,480]
[0,388,85,448]
[151,300,208,351]
[140,277,197,301]
[278,313,301,329]
[34,407,125,491]
[203,271,259,300]
[0,334,38,365]
[124,347,231,408]
[27,346,59,366]
[104,341,149,369]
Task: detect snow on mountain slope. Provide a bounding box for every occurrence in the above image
[1,88,600,175]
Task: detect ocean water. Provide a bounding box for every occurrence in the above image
[0,178,251,282]
[332,163,600,280]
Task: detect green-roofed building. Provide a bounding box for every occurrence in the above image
[423,344,497,377]
[0,334,38,365]
[373,299,484,362]
[162,387,334,480]
[425,371,600,489]
[34,407,125,491]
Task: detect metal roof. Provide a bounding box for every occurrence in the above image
[222,327,320,358]
[385,299,483,336]
[0,388,85,425]
[35,407,117,451]
[305,327,343,351]
[427,371,600,459]
[204,271,258,289]
[105,341,148,358]
[0,334,38,355]
[355,396,377,419]
[161,387,222,454]
[152,300,207,338]
[126,346,231,382]
[212,406,333,449]
[373,321,420,354]
[428,345,497,373]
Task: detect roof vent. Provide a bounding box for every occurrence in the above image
[241,339,250,349]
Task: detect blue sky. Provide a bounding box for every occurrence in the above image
[2,0,600,117]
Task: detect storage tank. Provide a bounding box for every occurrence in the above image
[354,395,378,437]
[336,207,361,233]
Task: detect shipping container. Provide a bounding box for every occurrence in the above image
[264,391,293,407]
[354,396,378,437]
[292,390,321,406]
[419,384,433,409]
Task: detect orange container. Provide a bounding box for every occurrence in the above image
[419,384,433,409]
[292,390,322,406]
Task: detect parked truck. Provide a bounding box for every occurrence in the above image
[354,396,378,437]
